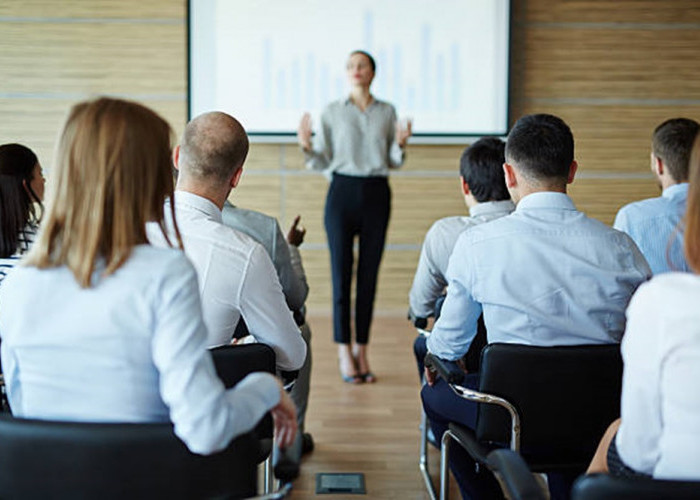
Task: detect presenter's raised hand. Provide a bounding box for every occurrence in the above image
[297,113,313,152]
[396,118,413,148]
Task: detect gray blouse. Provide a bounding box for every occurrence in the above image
[304,97,405,178]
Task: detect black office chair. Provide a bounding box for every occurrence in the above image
[0,343,296,499]
[426,343,623,499]
[0,415,269,500]
[485,449,700,500]
[572,473,700,500]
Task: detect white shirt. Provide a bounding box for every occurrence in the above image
[408,200,515,318]
[0,245,281,455]
[147,191,305,372]
[427,192,651,360]
[616,273,700,480]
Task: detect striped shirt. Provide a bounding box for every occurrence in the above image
[613,183,688,274]
[0,223,38,285]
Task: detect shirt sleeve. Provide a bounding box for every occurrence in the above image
[303,109,333,171]
[615,282,662,475]
[387,105,405,169]
[151,256,281,455]
[238,245,307,371]
[271,220,309,312]
[409,223,448,318]
[426,233,482,361]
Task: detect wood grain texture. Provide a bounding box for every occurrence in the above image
[287,314,461,499]
[2,0,699,315]
[525,0,700,24]
[522,28,700,100]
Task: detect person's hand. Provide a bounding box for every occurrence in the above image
[286,215,306,247]
[396,118,413,148]
[424,366,437,386]
[271,386,298,449]
[297,113,313,152]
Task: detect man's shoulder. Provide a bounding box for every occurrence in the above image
[428,215,472,237]
[222,203,276,231]
[617,195,668,219]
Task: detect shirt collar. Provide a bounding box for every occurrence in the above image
[515,191,577,212]
[662,182,688,200]
[470,200,515,218]
[173,191,223,223]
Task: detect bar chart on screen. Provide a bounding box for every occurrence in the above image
[189,0,510,138]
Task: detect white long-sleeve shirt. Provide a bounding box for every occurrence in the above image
[147,191,305,371]
[616,272,700,480]
[0,245,281,455]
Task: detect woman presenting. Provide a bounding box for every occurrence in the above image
[298,50,412,384]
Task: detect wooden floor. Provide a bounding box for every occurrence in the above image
[287,314,460,499]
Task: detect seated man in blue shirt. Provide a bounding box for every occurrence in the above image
[421,114,652,499]
[614,118,699,274]
[409,138,514,378]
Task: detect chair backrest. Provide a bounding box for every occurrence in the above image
[475,343,622,471]
[572,473,700,500]
[0,415,261,500]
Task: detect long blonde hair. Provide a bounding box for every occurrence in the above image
[25,97,181,287]
[685,133,700,273]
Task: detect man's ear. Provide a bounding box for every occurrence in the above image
[567,160,578,185]
[460,176,470,196]
[230,167,244,189]
[503,162,517,188]
[652,154,664,176]
[172,145,181,170]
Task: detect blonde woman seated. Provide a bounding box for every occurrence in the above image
[588,132,700,480]
[0,97,296,453]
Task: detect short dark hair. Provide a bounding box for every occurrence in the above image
[349,50,376,72]
[652,118,699,183]
[505,114,574,180]
[0,143,40,257]
[459,138,509,202]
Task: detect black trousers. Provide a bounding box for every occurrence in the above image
[324,173,390,344]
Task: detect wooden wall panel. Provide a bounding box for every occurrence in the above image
[2,0,699,312]
[523,28,700,99]
[525,0,700,24]
[0,23,185,96]
[0,0,184,18]
[569,178,661,226]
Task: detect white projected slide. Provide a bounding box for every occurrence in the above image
[189,0,510,141]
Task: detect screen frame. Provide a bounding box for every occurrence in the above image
[186,0,513,143]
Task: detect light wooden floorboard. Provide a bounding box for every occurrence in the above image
[287,314,460,499]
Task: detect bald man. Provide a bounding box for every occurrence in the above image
[147,112,306,373]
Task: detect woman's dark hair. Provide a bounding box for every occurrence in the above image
[349,50,376,72]
[0,143,41,257]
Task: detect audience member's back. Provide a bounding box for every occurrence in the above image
[427,114,651,360]
[614,118,699,274]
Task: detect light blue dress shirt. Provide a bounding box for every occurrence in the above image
[408,200,515,318]
[427,192,652,361]
[0,245,281,455]
[614,183,688,274]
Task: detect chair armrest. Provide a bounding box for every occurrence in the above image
[407,308,429,329]
[486,449,546,500]
[450,383,521,452]
[424,352,464,384]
